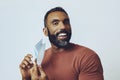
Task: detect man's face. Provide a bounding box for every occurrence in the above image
[46,11,72,48]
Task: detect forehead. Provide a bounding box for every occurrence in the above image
[47,11,69,21]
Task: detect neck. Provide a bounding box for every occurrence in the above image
[51,43,71,53]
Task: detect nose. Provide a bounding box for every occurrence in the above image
[60,22,66,29]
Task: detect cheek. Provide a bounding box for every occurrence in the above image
[68,25,72,31]
[47,28,56,35]
[48,27,58,35]
[67,24,71,29]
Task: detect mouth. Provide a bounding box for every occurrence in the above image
[57,33,68,40]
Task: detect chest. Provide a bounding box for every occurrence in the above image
[43,53,79,80]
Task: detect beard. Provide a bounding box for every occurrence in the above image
[47,29,71,48]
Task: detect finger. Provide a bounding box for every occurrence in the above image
[25,54,33,61]
[19,63,26,69]
[20,62,30,69]
[33,62,38,72]
[24,56,33,65]
[30,62,39,79]
[34,60,41,76]
[22,61,33,69]
[26,54,33,58]
[24,54,33,64]
[20,54,33,69]
[30,61,38,72]
[39,66,46,78]
[34,58,37,63]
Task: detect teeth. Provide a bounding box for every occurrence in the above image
[58,33,67,36]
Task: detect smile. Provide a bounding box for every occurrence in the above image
[58,33,67,40]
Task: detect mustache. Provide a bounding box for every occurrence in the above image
[56,29,70,36]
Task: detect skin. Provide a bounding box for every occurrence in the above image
[19,54,46,80]
[19,11,71,80]
[43,11,71,52]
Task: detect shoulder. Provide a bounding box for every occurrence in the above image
[70,43,97,57]
[71,43,102,67]
[71,43,103,74]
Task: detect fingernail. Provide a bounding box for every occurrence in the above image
[28,66,30,68]
[30,61,33,64]
[22,65,25,68]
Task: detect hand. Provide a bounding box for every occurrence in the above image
[19,54,47,80]
[30,63,47,80]
[19,54,33,80]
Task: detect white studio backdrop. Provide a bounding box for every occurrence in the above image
[0,0,120,80]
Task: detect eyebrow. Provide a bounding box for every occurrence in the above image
[51,19,60,23]
[64,18,69,22]
[51,18,69,23]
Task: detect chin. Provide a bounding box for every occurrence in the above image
[56,41,69,48]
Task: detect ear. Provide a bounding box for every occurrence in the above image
[43,27,48,36]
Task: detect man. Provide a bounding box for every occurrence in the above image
[19,7,104,80]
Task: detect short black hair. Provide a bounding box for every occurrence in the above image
[44,7,68,27]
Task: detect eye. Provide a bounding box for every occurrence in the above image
[53,21,59,25]
[63,19,70,24]
[52,20,59,26]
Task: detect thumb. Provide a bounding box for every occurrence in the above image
[39,66,46,78]
[30,62,39,79]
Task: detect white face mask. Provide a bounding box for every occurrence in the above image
[34,38,46,65]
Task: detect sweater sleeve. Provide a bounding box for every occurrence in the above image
[78,51,104,80]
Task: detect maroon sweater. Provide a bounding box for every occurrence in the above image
[41,43,104,80]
